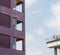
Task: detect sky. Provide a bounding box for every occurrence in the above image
[25,0,60,55]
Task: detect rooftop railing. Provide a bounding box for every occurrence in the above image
[46,35,60,43]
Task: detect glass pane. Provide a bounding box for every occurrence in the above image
[13,18,17,29]
[13,38,16,49]
[13,0,22,12]
[0,0,10,8]
[0,14,10,27]
[16,23,23,31]
[0,34,10,48]
[15,4,22,12]
[16,40,23,51]
[13,37,23,51]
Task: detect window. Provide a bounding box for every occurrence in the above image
[13,0,23,12]
[13,18,23,31]
[13,37,23,51]
[16,40,23,51]
[0,34,10,48]
[0,14,10,27]
[0,0,10,8]
[16,22,23,31]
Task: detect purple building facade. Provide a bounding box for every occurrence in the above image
[0,0,25,55]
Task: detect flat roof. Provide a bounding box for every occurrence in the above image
[47,39,60,43]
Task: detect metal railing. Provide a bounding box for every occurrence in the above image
[46,35,60,43]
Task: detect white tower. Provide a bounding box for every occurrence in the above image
[46,35,60,55]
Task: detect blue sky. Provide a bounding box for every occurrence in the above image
[25,0,60,55]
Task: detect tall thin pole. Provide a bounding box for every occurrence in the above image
[54,48,57,55]
[59,48,60,55]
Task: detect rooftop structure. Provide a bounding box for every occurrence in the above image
[46,35,60,55]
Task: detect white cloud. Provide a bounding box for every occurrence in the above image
[44,1,60,30]
[26,47,42,55]
[32,10,42,15]
[52,4,60,18]
[26,32,43,55]
[25,0,37,6]
[33,28,44,36]
[45,17,60,29]
[26,33,35,43]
